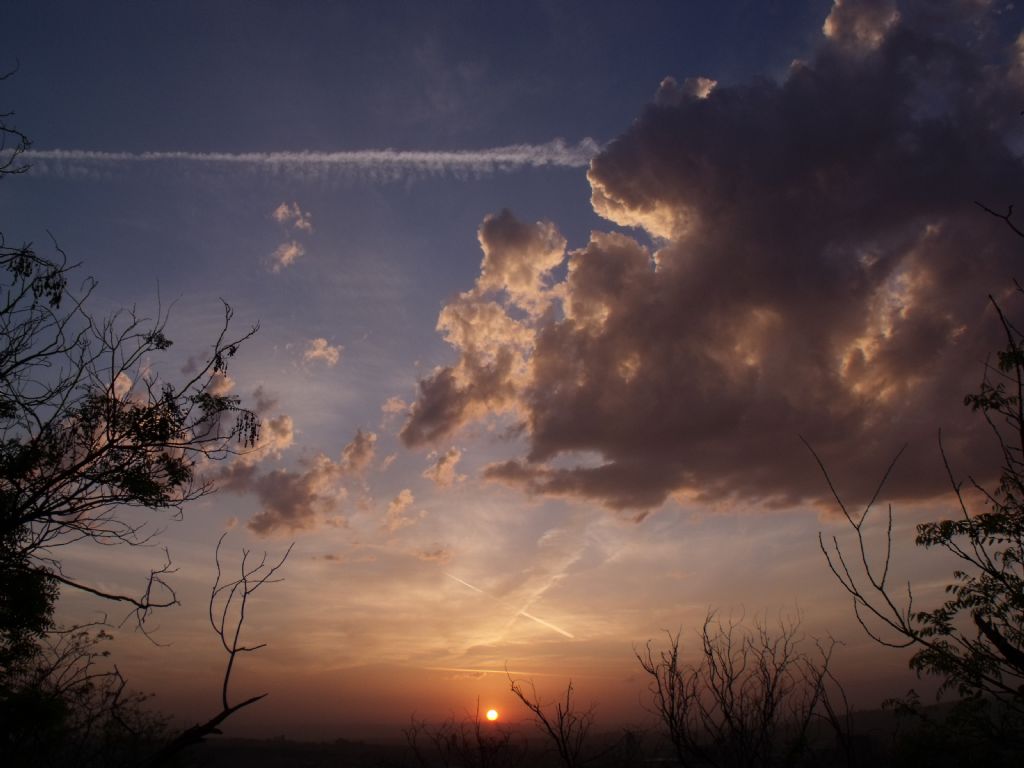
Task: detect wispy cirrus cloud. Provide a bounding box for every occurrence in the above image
[22,139,600,182]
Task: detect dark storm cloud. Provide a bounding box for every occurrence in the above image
[403,0,1024,511]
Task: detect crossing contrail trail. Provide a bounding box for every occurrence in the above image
[445,572,575,639]
[21,139,600,182]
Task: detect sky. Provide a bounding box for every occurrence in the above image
[3,0,1024,741]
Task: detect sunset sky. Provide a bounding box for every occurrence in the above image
[3,0,1024,740]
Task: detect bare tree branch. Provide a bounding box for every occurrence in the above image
[150,534,291,765]
[508,672,595,768]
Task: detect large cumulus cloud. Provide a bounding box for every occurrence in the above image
[402,0,1024,512]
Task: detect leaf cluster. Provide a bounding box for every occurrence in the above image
[0,238,260,631]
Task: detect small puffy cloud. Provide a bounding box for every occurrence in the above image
[251,386,280,415]
[402,0,1024,514]
[206,370,235,397]
[384,489,423,532]
[220,426,377,535]
[387,488,414,515]
[381,396,409,415]
[256,414,295,461]
[112,371,133,399]
[229,387,294,466]
[273,201,314,232]
[190,380,286,475]
[271,241,304,272]
[654,75,717,106]
[422,447,465,487]
[303,337,343,367]
[476,209,566,315]
[272,202,292,223]
[221,452,347,536]
[316,548,377,564]
[416,545,453,564]
[341,428,377,473]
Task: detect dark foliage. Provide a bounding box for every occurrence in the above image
[405,702,526,768]
[813,209,1024,753]
[1,79,265,765]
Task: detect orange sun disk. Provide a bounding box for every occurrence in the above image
[485,708,499,722]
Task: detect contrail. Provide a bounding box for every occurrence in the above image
[445,572,575,640]
[21,139,600,182]
[447,573,486,594]
[424,665,574,678]
[518,609,575,639]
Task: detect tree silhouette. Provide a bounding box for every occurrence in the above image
[151,534,291,765]
[637,611,848,768]
[404,700,524,768]
[1,80,266,760]
[0,241,259,633]
[507,674,595,768]
[812,207,1024,748]
[2,620,166,767]
[2,74,259,633]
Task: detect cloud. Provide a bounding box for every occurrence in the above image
[654,75,718,106]
[22,139,600,182]
[341,428,377,473]
[271,241,304,272]
[273,201,313,232]
[402,0,1024,512]
[384,488,423,532]
[112,371,133,399]
[225,387,294,466]
[822,0,900,52]
[416,545,453,564]
[252,385,279,415]
[422,447,465,487]
[400,212,559,447]
[221,452,347,536]
[256,414,296,461]
[316,548,377,564]
[206,371,235,397]
[303,337,343,367]
[381,396,409,415]
[220,426,374,535]
[476,209,566,315]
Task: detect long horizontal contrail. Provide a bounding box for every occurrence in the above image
[21,139,600,182]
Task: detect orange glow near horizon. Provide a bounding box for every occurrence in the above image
[485,708,499,722]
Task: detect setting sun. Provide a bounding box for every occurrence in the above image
[7,1,1024,765]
